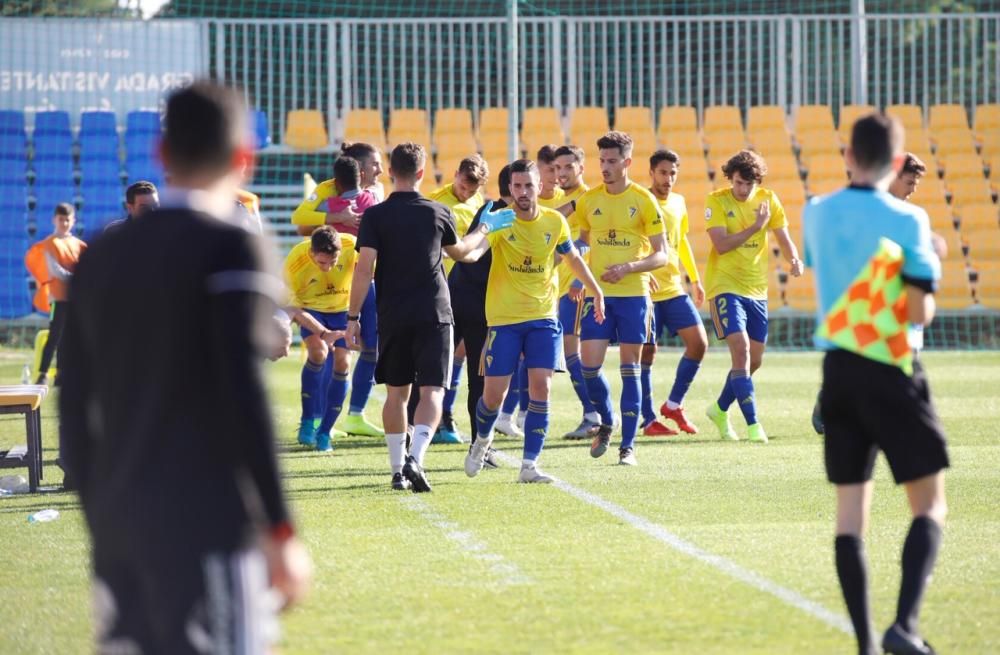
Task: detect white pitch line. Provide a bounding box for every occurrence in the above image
[399,495,532,587]
[490,449,852,635]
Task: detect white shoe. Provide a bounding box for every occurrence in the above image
[618,447,637,466]
[518,463,554,484]
[464,437,493,478]
[495,414,524,438]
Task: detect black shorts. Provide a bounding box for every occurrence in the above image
[93,542,277,654]
[376,321,453,388]
[821,349,949,485]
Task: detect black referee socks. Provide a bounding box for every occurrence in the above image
[896,516,943,635]
[835,534,877,655]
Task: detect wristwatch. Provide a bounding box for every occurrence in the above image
[347,315,360,322]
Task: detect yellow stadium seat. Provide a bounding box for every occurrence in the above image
[887,104,924,132]
[583,156,603,187]
[972,261,1000,309]
[963,228,1000,261]
[931,126,977,150]
[570,106,610,140]
[746,128,794,156]
[938,229,967,262]
[480,132,511,158]
[768,278,786,309]
[905,128,935,155]
[703,105,744,134]
[936,261,974,309]
[784,268,817,312]
[658,106,698,135]
[434,108,473,139]
[484,157,509,192]
[796,131,843,162]
[767,179,808,206]
[435,154,464,179]
[660,131,704,155]
[703,130,747,155]
[987,152,1000,179]
[284,110,329,151]
[940,153,986,181]
[980,131,1000,159]
[975,104,1000,136]
[522,107,564,144]
[627,128,659,157]
[837,104,876,142]
[805,153,848,182]
[387,108,430,147]
[479,107,509,133]
[929,104,970,133]
[807,178,844,197]
[342,108,385,146]
[763,154,802,182]
[747,106,787,134]
[615,106,654,133]
[795,105,835,135]
[948,179,995,207]
[956,202,999,232]
[921,200,957,232]
[435,133,479,160]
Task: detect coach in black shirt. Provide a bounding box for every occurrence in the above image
[59,80,311,653]
[346,142,513,492]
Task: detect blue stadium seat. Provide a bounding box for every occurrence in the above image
[0,110,25,134]
[80,111,117,137]
[0,270,32,318]
[0,131,27,160]
[0,157,27,184]
[125,133,159,161]
[0,183,29,210]
[32,158,74,186]
[80,158,122,185]
[126,158,165,187]
[126,110,161,135]
[32,182,77,215]
[79,133,120,160]
[33,111,71,136]
[0,210,29,238]
[33,133,74,161]
[80,184,123,210]
[253,110,271,149]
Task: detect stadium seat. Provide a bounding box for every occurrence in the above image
[80,159,122,185]
[615,106,653,134]
[658,106,698,136]
[284,110,329,151]
[0,183,29,211]
[836,104,876,142]
[433,108,474,141]
[956,202,999,232]
[0,131,28,162]
[922,200,957,232]
[783,268,817,312]
[0,271,32,318]
[981,130,1000,160]
[569,106,610,142]
[963,228,1000,261]
[521,107,564,148]
[0,158,27,185]
[933,130,979,158]
[948,179,995,207]
[659,131,704,156]
[794,105,835,135]
[796,130,842,160]
[768,179,808,207]
[0,209,29,238]
[80,111,117,137]
[32,158,74,186]
[747,106,787,134]
[746,128,793,155]
[79,133,120,161]
[0,110,25,135]
[940,153,986,181]
[936,261,974,309]
[252,110,271,149]
[126,160,165,188]
[929,104,970,133]
[760,154,802,182]
[126,110,161,136]
[479,131,511,159]
[703,106,743,134]
[988,152,1000,179]
[478,107,509,135]
[805,154,848,183]
[124,133,159,162]
[435,133,479,160]
[80,181,123,208]
[972,260,1000,308]
[32,133,74,161]
[806,177,844,197]
[886,104,924,132]
[33,111,71,137]
[387,108,430,148]
[583,156,603,187]
[974,104,1000,142]
[703,130,747,156]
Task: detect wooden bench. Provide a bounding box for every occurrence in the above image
[0,385,48,492]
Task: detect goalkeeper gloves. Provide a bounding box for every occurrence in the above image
[478,201,516,234]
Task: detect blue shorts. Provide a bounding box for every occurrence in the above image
[558,294,585,337]
[300,309,348,348]
[359,282,378,350]
[648,294,702,344]
[579,296,651,345]
[484,318,562,377]
[710,293,768,343]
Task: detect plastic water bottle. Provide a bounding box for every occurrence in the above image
[21,364,30,384]
[28,509,59,523]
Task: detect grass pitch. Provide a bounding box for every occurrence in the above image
[0,348,997,654]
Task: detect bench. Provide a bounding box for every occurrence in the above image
[0,385,48,492]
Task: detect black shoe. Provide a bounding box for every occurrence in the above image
[402,455,432,493]
[590,424,612,458]
[391,472,412,491]
[483,447,500,469]
[882,624,936,655]
[811,390,825,435]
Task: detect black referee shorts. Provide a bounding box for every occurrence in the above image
[376,321,453,388]
[821,349,949,485]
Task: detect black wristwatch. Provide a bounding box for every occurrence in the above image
[347,315,360,322]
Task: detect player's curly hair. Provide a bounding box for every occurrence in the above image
[596,131,633,157]
[721,149,768,183]
[458,154,489,184]
[310,225,342,255]
[901,152,927,177]
[650,149,680,169]
[333,156,360,191]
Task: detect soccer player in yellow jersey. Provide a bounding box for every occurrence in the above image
[576,131,669,466]
[551,144,602,438]
[640,150,709,436]
[427,155,489,443]
[459,159,605,482]
[285,226,359,452]
[704,150,803,444]
[536,144,567,210]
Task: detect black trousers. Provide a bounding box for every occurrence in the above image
[38,300,69,376]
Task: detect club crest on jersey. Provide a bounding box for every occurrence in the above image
[523,255,532,266]
[509,254,544,274]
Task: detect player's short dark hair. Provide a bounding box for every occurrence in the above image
[509,159,539,177]
[125,180,157,204]
[162,79,247,177]
[341,141,378,162]
[334,155,361,191]
[722,149,768,183]
[554,145,585,163]
[389,142,425,179]
[536,145,559,164]
[498,164,512,198]
[596,131,633,158]
[310,225,341,255]
[650,149,680,169]
[54,202,74,217]
[850,113,903,173]
[901,152,927,177]
[458,154,489,184]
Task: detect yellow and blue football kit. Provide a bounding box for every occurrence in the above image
[649,192,702,341]
[429,183,484,276]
